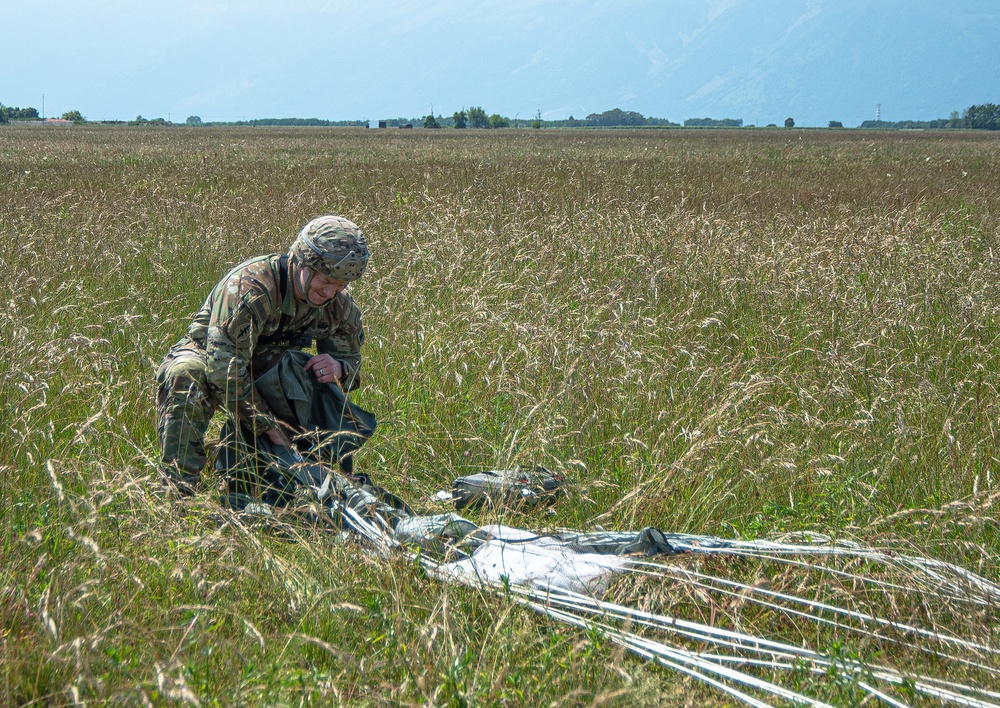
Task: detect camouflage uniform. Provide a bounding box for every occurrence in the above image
[155,253,365,488]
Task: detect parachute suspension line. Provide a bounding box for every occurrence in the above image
[340,505,397,554]
[505,582,1000,708]
[344,505,999,707]
[686,550,997,607]
[621,561,1000,665]
[685,538,1000,603]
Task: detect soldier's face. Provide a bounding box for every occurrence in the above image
[304,269,348,305]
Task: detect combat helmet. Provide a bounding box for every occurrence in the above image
[289,215,370,284]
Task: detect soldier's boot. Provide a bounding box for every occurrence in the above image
[340,453,373,488]
[157,462,200,498]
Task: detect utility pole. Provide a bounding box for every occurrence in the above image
[42,94,45,120]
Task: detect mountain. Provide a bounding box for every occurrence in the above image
[3,0,997,126]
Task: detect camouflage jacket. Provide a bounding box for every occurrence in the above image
[186,254,365,430]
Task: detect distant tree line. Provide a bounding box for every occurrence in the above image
[233,117,367,127]
[964,104,1000,130]
[859,104,999,131]
[180,116,366,127]
[0,104,40,122]
[585,109,648,126]
[411,106,511,129]
[447,106,511,129]
[117,115,367,127]
[377,103,1000,131]
[130,116,170,126]
[685,117,743,127]
[0,104,87,123]
[413,107,679,129]
[4,99,998,131]
[860,119,954,129]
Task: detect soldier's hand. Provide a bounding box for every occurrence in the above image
[305,354,342,384]
[265,427,288,448]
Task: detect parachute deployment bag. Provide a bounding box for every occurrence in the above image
[451,466,565,511]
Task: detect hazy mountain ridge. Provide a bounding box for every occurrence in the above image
[599,1,999,126]
[3,1,996,124]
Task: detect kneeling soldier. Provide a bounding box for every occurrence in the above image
[155,215,373,498]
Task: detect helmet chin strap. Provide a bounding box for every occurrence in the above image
[290,259,314,303]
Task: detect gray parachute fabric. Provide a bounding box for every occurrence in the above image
[555,527,686,556]
[393,514,481,557]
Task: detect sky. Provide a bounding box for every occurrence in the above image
[2,0,998,127]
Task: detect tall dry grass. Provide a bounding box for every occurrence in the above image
[2,124,999,704]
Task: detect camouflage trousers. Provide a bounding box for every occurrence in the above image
[155,337,219,482]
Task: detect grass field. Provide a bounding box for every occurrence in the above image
[2,124,1000,705]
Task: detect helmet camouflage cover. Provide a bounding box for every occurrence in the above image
[289,215,370,281]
